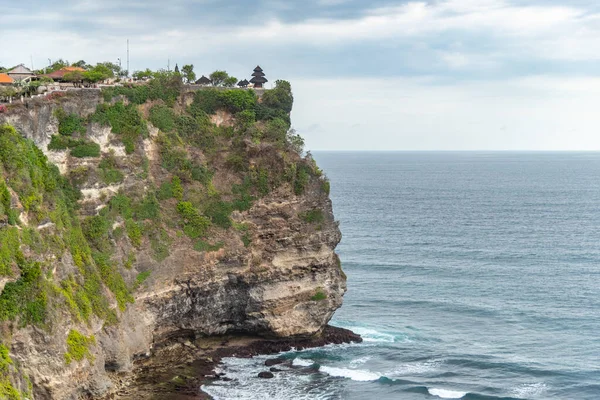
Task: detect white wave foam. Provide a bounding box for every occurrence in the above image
[349,356,371,368]
[292,358,314,367]
[348,327,399,343]
[319,366,381,381]
[428,388,467,399]
[511,383,548,398]
[388,360,439,376]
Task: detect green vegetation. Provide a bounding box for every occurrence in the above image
[49,109,99,158]
[149,104,176,132]
[91,101,148,154]
[64,330,95,365]
[300,209,324,224]
[193,240,224,252]
[0,77,323,371]
[191,89,257,115]
[177,202,210,239]
[98,153,124,184]
[48,135,101,158]
[0,343,20,400]
[135,271,151,287]
[55,109,86,136]
[101,71,182,106]
[70,142,101,158]
[125,219,143,247]
[311,290,327,301]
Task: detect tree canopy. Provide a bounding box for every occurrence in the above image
[181,65,196,84]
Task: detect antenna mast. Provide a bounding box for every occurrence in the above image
[127,39,130,77]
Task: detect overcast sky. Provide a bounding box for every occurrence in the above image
[3,0,600,150]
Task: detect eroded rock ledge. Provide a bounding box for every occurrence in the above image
[105,326,362,400]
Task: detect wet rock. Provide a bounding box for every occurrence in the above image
[265,358,286,367]
[258,371,275,379]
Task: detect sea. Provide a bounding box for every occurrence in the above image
[202,152,600,399]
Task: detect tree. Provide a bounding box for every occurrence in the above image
[83,71,106,83]
[286,128,304,154]
[95,62,120,78]
[72,60,90,69]
[48,59,69,73]
[181,64,196,84]
[63,71,84,84]
[224,76,238,87]
[262,80,294,113]
[209,70,229,87]
[133,69,153,81]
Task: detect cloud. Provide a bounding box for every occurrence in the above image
[4,0,600,68]
[290,75,600,150]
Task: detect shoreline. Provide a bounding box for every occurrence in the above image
[104,325,362,399]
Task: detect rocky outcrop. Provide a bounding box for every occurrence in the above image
[0,89,349,399]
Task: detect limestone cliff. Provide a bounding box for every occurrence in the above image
[0,81,346,399]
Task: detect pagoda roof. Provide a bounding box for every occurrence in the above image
[195,75,212,84]
[253,65,263,72]
[237,79,249,86]
[251,71,265,77]
[249,76,268,84]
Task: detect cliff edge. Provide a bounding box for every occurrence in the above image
[0,78,349,399]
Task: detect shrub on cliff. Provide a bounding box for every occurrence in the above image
[177,201,210,239]
[91,102,148,153]
[149,104,176,132]
[191,89,256,115]
[55,109,86,136]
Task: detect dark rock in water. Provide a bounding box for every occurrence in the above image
[258,371,275,379]
[269,367,283,372]
[265,358,286,367]
[221,377,233,382]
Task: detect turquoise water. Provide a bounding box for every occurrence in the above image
[203,152,600,399]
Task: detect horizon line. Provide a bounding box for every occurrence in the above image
[308,149,600,153]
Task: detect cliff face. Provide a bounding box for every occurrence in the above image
[0,85,345,399]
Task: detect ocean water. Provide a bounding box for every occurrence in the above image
[203,152,600,399]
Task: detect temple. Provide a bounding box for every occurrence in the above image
[249,65,268,88]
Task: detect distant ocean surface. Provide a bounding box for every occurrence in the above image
[203,152,600,399]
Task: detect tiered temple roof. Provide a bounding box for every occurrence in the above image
[249,65,268,88]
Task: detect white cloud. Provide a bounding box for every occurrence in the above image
[5,0,600,67]
[291,76,600,151]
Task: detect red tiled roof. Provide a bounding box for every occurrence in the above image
[0,73,13,84]
[44,67,86,79]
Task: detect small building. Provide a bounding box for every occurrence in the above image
[7,64,35,82]
[237,79,249,88]
[249,65,268,89]
[195,75,212,85]
[43,67,86,82]
[0,73,14,86]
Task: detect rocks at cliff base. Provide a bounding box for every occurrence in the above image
[258,371,275,379]
[265,358,286,367]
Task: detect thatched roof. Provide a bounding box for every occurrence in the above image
[195,75,211,84]
[253,65,263,72]
[7,64,33,75]
[237,79,249,87]
[249,76,268,84]
[251,71,265,77]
